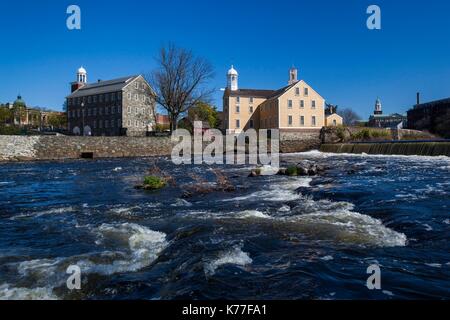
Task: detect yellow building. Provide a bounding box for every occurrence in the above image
[222,66,332,133]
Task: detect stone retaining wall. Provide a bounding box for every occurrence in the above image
[0,130,324,162]
[0,136,173,161]
[279,129,321,153]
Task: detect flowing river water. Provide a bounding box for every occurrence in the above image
[0,151,449,300]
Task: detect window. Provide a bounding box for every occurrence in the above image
[111,106,115,114]
[249,97,254,104]
[333,119,337,126]
[99,120,103,128]
[135,120,138,127]
[99,95,104,103]
[236,106,240,113]
[312,116,316,126]
[128,92,132,100]
[88,96,92,103]
[128,120,131,126]
[141,95,145,102]
[127,106,131,114]
[288,100,293,109]
[300,100,305,108]
[135,107,138,115]
[118,92,122,100]
[105,94,109,102]
[295,87,300,96]
[93,120,97,129]
[99,107,103,116]
[105,120,109,128]
[236,97,240,104]
[142,83,146,90]
[135,82,139,89]
[135,94,139,101]
[288,115,293,126]
[111,120,114,128]
[87,109,91,116]
[304,88,309,96]
[118,119,121,128]
[93,96,97,103]
[249,119,254,128]
[111,93,115,101]
[236,119,240,128]
[249,106,254,113]
[300,116,305,126]
[312,100,316,109]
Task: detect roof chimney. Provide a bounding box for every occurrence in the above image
[98,79,102,83]
[416,92,420,105]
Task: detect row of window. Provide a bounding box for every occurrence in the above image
[235,97,255,104]
[126,92,149,103]
[288,99,316,109]
[126,106,151,116]
[233,116,318,129]
[91,119,122,129]
[294,87,309,96]
[68,106,123,118]
[234,100,316,114]
[288,115,317,127]
[235,105,254,114]
[134,81,147,91]
[68,92,151,107]
[68,92,122,106]
[71,119,148,130]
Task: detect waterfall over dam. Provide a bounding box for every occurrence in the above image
[320,141,450,157]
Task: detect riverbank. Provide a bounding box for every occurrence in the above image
[0,128,445,162]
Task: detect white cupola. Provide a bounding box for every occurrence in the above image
[374,97,382,115]
[77,66,87,83]
[288,67,298,85]
[227,65,238,91]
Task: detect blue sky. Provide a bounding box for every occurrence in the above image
[0,0,449,118]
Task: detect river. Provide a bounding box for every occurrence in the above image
[0,151,449,300]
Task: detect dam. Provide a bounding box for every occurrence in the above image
[320,140,450,157]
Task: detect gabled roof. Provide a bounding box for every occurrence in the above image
[265,82,298,101]
[67,75,140,98]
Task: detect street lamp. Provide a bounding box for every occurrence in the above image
[81,102,85,136]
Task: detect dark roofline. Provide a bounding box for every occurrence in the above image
[226,88,277,98]
[66,75,140,98]
[414,97,450,110]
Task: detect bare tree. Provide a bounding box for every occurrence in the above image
[338,108,361,126]
[148,44,215,132]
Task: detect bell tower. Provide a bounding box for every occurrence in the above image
[288,67,298,85]
[374,97,383,115]
[227,65,238,91]
[71,66,87,93]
